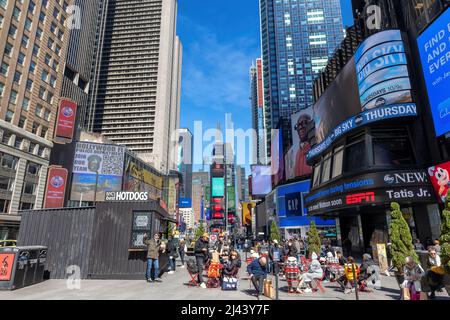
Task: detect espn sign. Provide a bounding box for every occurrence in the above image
[105,192,149,202]
[346,192,375,205]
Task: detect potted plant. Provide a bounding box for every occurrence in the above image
[306,220,321,258]
[388,202,418,287]
[269,220,281,243]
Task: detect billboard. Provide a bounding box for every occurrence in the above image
[289,108,313,179]
[271,129,284,186]
[428,161,450,203]
[43,167,68,208]
[251,165,272,196]
[70,142,125,202]
[54,99,77,141]
[417,8,450,137]
[309,30,417,161]
[211,177,225,197]
[242,201,256,227]
[227,186,236,211]
[356,30,412,111]
[179,198,192,208]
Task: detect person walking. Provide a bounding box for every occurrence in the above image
[166,236,179,274]
[247,256,269,299]
[414,239,425,251]
[179,239,187,268]
[195,233,210,288]
[143,233,163,282]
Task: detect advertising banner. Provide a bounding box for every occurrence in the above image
[227,186,236,211]
[417,8,450,137]
[251,165,272,196]
[271,129,285,186]
[310,30,416,162]
[128,162,163,190]
[70,142,125,202]
[290,108,313,178]
[242,202,256,227]
[428,161,450,203]
[212,177,225,197]
[43,167,68,208]
[0,253,15,281]
[179,198,192,208]
[55,99,77,140]
[305,170,435,215]
[285,146,296,181]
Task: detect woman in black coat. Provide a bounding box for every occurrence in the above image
[222,250,242,277]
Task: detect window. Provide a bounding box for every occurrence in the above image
[1,62,9,76]
[38,86,46,100]
[18,116,26,128]
[45,54,51,65]
[22,97,30,110]
[9,25,17,38]
[4,43,13,56]
[0,177,14,191]
[41,70,49,82]
[14,71,21,83]
[9,90,18,104]
[0,199,11,213]
[1,153,18,169]
[47,38,54,49]
[1,0,7,9]
[40,127,48,138]
[36,27,43,40]
[31,122,39,134]
[18,52,25,65]
[19,202,34,210]
[26,79,33,91]
[312,164,321,188]
[50,22,57,33]
[29,61,36,73]
[33,44,40,56]
[52,60,58,71]
[25,17,32,31]
[39,12,45,23]
[53,8,59,19]
[0,82,3,96]
[55,45,61,55]
[27,162,40,175]
[14,137,23,149]
[28,1,36,14]
[13,6,21,21]
[5,110,14,123]
[46,91,53,104]
[321,152,332,184]
[43,109,50,121]
[372,128,414,166]
[22,182,36,195]
[50,75,56,87]
[344,133,367,173]
[332,146,344,179]
[35,104,43,117]
[21,35,29,48]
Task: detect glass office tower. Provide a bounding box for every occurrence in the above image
[259,0,344,157]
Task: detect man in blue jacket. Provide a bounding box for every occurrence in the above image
[247,256,268,299]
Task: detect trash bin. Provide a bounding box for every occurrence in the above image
[0,246,48,290]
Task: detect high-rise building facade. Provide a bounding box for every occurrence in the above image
[88,0,182,174]
[250,58,267,165]
[0,0,73,237]
[259,0,344,157]
[192,171,209,223]
[177,128,193,200]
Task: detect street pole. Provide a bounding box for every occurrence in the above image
[93,170,99,204]
[351,264,359,300]
[274,262,279,300]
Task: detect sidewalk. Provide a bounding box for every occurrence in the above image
[0,260,448,300]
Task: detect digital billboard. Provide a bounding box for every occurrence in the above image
[309,30,417,162]
[70,142,125,202]
[43,167,68,208]
[179,198,192,208]
[227,186,236,211]
[356,30,412,111]
[417,8,450,137]
[271,129,284,186]
[242,201,256,226]
[251,165,272,196]
[55,99,77,141]
[211,177,225,197]
[288,108,313,179]
[428,161,450,203]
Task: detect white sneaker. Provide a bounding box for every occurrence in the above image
[168,271,174,274]
[304,288,312,293]
[200,283,207,289]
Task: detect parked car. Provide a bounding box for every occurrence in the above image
[0,240,17,248]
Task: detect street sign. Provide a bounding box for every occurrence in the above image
[210,234,217,242]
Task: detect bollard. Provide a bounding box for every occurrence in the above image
[274,262,280,300]
[351,264,359,300]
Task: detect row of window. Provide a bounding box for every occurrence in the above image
[311,127,415,189]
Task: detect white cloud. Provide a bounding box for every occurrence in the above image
[181,21,260,113]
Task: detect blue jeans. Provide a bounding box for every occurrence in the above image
[146,258,159,280]
[168,257,176,271]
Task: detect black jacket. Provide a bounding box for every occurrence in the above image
[285,244,298,257]
[223,257,242,276]
[195,238,209,259]
[166,239,178,257]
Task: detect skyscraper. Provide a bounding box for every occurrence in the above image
[177,128,193,200]
[0,0,73,236]
[249,58,267,165]
[259,0,344,157]
[88,0,182,173]
[192,171,209,222]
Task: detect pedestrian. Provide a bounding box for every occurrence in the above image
[336,250,346,266]
[359,254,376,286]
[285,239,298,258]
[402,256,425,300]
[195,233,210,288]
[166,236,179,274]
[426,248,442,299]
[433,239,441,254]
[247,256,269,299]
[413,239,425,251]
[179,239,187,268]
[143,233,163,283]
[299,252,323,293]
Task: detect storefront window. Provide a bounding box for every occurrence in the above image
[372,127,414,166]
[321,152,332,184]
[344,135,366,173]
[332,145,344,178]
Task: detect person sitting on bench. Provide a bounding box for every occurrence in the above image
[247,256,269,299]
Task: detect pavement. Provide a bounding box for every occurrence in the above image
[1,257,449,300]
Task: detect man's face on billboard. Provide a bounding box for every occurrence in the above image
[295,114,311,143]
[87,155,102,172]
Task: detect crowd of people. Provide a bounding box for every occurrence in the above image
[142,231,447,300]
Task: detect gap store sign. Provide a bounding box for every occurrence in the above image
[417,8,450,137]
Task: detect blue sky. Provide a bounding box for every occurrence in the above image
[178,0,353,170]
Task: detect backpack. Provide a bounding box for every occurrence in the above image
[186,259,198,274]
